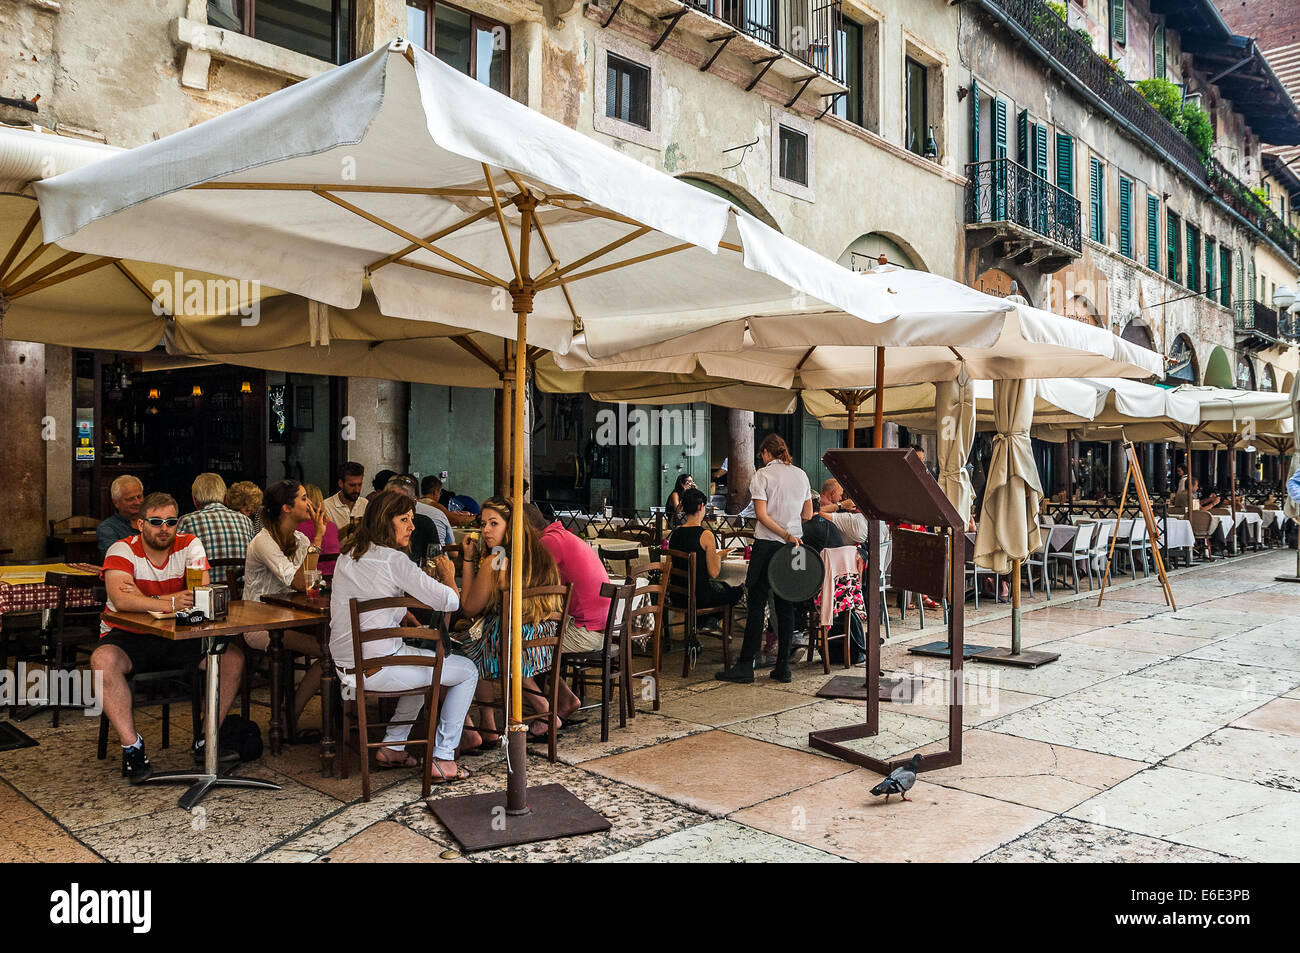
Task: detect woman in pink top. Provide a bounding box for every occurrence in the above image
[300,484,340,576]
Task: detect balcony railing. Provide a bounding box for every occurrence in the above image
[966,157,1082,253]
[979,0,1205,184]
[1240,300,1280,339]
[684,0,841,77]
[1205,158,1300,265]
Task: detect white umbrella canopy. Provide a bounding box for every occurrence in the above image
[33,42,1014,359]
[1034,385,1290,444]
[532,362,797,414]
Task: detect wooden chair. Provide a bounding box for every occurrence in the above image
[1189,509,1217,562]
[663,548,733,676]
[469,583,573,764]
[207,557,246,596]
[560,581,635,742]
[37,572,105,727]
[341,595,447,801]
[812,547,861,674]
[49,515,100,535]
[597,544,640,584]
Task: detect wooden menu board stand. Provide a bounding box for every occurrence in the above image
[809,448,965,775]
[1097,440,1176,611]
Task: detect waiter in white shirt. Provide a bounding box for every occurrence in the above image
[716,433,812,685]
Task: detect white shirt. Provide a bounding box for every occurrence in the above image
[830,510,870,545]
[748,460,812,543]
[322,492,367,531]
[329,545,460,672]
[415,501,453,545]
[243,529,309,604]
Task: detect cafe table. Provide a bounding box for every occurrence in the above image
[258,591,337,775]
[0,562,100,618]
[100,600,325,810]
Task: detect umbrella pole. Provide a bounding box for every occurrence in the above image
[872,348,885,448]
[506,297,528,815]
[1228,437,1239,557]
[846,400,856,449]
[1010,559,1021,655]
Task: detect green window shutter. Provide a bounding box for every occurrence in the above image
[1146,195,1159,270]
[1034,124,1049,180]
[1186,228,1197,292]
[1112,0,1126,45]
[993,99,1008,159]
[1056,133,1074,194]
[1247,259,1255,309]
[1219,247,1231,308]
[1236,250,1244,318]
[1118,178,1132,258]
[1167,214,1179,282]
[1153,24,1165,78]
[971,78,980,165]
[1204,237,1213,300]
[1089,158,1104,243]
[1017,109,1029,166]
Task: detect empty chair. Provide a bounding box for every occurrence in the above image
[1085,520,1112,589]
[1048,520,1093,592]
[1024,521,1052,600]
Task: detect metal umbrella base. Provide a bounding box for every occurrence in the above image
[971,647,1061,668]
[818,674,923,702]
[1274,576,1300,583]
[427,783,610,853]
[908,641,995,659]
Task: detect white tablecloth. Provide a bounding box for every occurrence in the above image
[1072,516,1193,551]
[1262,509,1288,529]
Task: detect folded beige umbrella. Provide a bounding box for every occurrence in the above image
[1284,374,1300,581]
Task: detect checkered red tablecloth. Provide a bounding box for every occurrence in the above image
[0,563,101,617]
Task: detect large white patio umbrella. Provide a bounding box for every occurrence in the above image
[33,40,1021,840]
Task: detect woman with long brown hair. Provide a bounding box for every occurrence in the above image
[329,490,476,782]
[716,433,812,684]
[459,495,574,743]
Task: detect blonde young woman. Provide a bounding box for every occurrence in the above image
[459,495,578,746]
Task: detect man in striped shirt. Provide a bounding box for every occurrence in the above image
[91,492,245,783]
[178,472,253,586]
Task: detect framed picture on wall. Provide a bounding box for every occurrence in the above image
[268,384,287,444]
[294,385,314,431]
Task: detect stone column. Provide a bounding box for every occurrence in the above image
[725,409,754,513]
[0,340,47,558]
[347,378,409,484]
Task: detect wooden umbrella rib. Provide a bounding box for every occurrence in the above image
[114,262,168,312]
[542,226,652,284]
[365,205,499,274]
[3,250,84,296]
[529,216,581,327]
[392,259,498,287]
[483,164,521,285]
[794,346,816,370]
[451,334,502,372]
[3,240,54,288]
[191,182,492,196]
[0,207,41,281]
[314,189,507,288]
[538,242,694,289]
[5,256,118,299]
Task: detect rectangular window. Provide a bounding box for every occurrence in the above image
[408,1,509,93]
[833,18,863,127]
[1167,211,1180,282]
[1204,236,1214,300]
[212,0,354,64]
[1185,224,1200,293]
[606,53,651,129]
[905,58,928,155]
[1219,247,1232,307]
[779,125,809,186]
[1146,194,1159,271]
[1056,132,1074,194]
[1089,157,1105,244]
[1118,177,1133,259]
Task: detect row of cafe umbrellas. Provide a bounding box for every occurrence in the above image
[17,38,1168,839]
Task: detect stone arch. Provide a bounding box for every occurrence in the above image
[1065,293,1101,326]
[1236,352,1257,391]
[676,174,781,232]
[837,232,928,273]
[1283,371,1295,395]
[1204,346,1233,389]
[1120,320,1155,350]
[1167,334,1199,384]
[1261,363,1277,393]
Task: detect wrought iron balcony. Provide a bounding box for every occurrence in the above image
[965,157,1082,272]
[976,0,1205,185]
[683,0,842,78]
[1237,300,1281,351]
[1205,158,1300,265]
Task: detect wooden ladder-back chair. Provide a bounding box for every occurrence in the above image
[663,548,733,676]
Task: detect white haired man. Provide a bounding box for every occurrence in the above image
[178,472,254,586]
[97,475,144,558]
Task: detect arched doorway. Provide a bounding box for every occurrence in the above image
[1166,335,1198,384]
[1120,321,1154,350]
[1205,346,1233,389]
[1261,363,1277,392]
[677,174,781,231]
[837,232,926,273]
[1235,353,1257,391]
[1064,293,1101,326]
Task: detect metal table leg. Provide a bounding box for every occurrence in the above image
[138,635,281,810]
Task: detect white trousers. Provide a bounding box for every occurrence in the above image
[358,646,478,761]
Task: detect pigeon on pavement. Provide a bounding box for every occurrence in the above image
[870,754,922,803]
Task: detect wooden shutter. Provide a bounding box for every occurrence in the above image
[1111,0,1126,45]
[1186,228,1198,292]
[971,78,980,165]
[1119,177,1132,258]
[1167,213,1179,282]
[1219,247,1232,308]
[1089,158,1104,243]
[1153,24,1165,78]
[1146,195,1159,270]
[1034,124,1049,180]
[1056,133,1074,194]
[1204,236,1213,299]
[993,99,1008,159]
[1236,250,1244,319]
[1017,109,1029,166]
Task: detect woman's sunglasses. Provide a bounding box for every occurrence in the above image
[144,517,179,527]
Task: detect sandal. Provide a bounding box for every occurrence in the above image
[430,760,473,784]
[375,749,421,770]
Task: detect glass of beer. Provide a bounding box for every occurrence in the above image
[185,560,203,590]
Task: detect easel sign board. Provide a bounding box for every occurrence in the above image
[812,449,965,776]
[1097,440,1176,611]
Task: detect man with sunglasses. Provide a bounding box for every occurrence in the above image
[91,492,244,783]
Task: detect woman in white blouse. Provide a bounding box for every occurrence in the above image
[716,433,812,685]
[243,480,326,726]
[330,489,477,783]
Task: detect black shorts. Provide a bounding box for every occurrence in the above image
[98,629,203,676]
